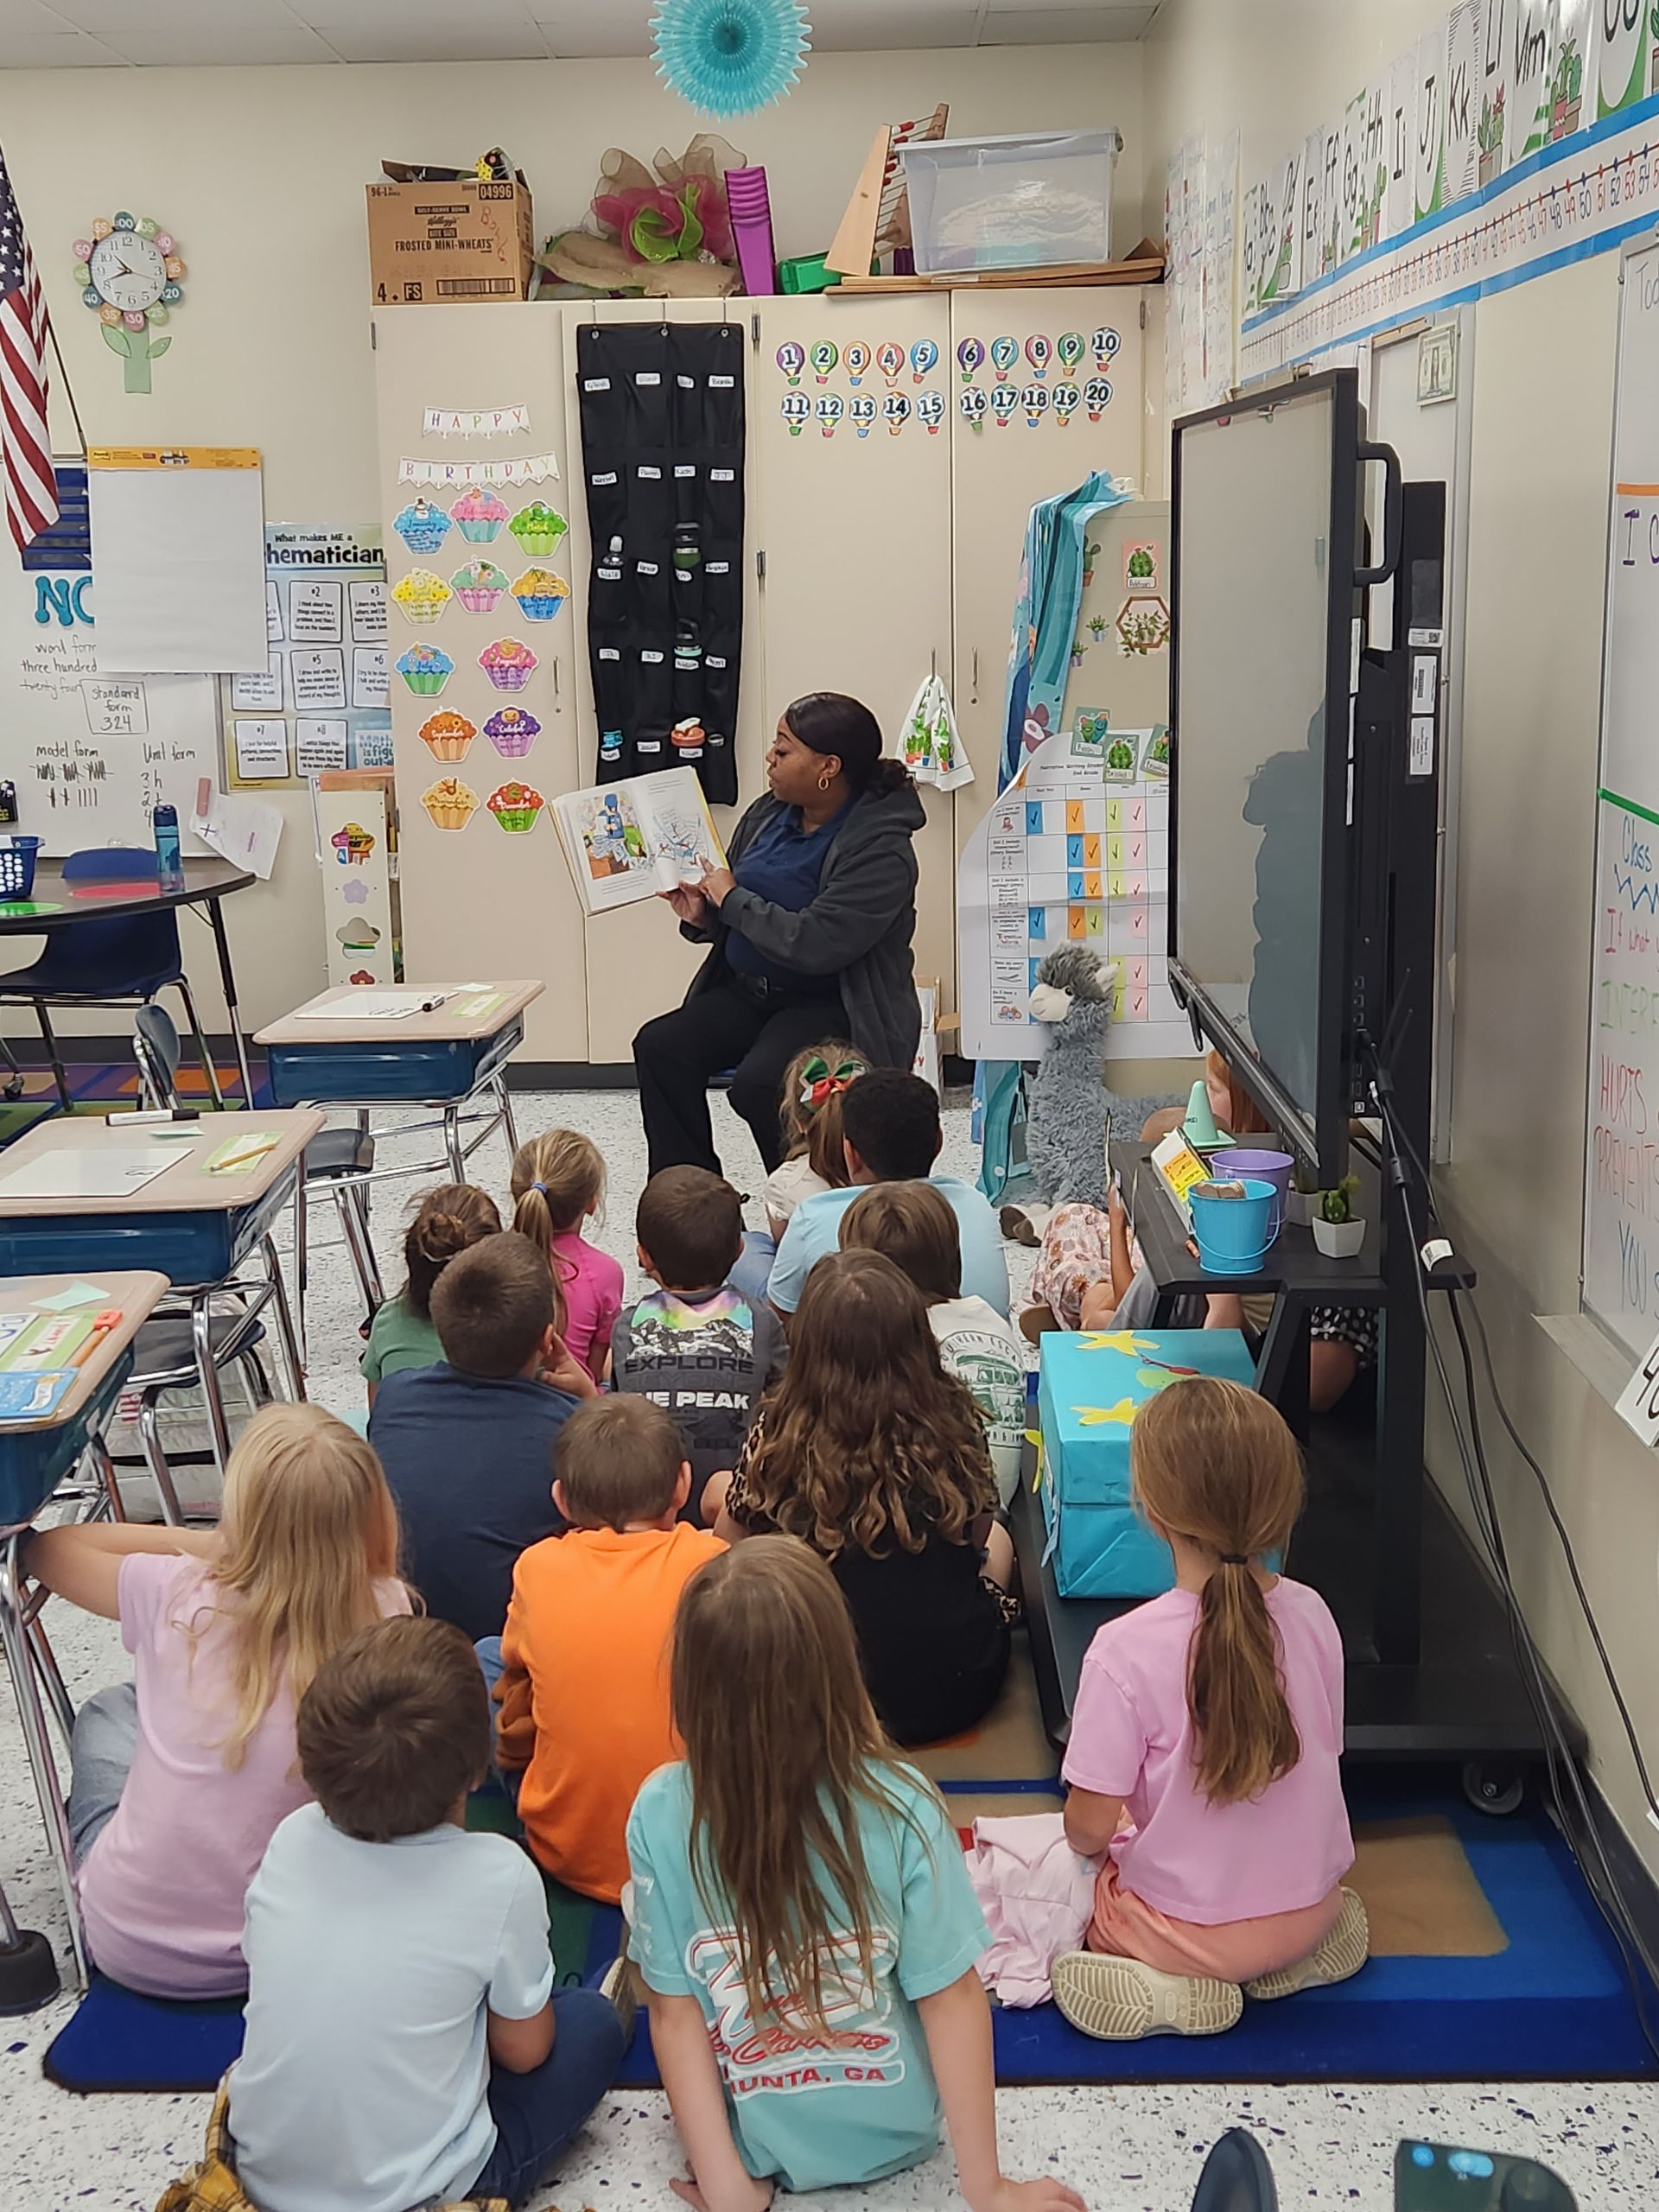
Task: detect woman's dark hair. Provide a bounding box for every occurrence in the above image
[784,692,912,798]
[402,1183,502,1318]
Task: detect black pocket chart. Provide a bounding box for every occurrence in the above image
[576,322,745,805]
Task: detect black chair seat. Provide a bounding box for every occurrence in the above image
[132,1309,266,1385]
[306,1128,374,1179]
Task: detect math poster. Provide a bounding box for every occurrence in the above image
[222,526,393,788]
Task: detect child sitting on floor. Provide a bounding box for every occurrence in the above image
[511,1128,623,1383]
[226,1615,625,2212]
[840,1179,1027,1506]
[1052,1376,1366,2043]
[628,1538,1084,2212]
[25,1402,407,1998]
[708,1249,1014,1745]
[764,1039,868,1239]
[612,1166,784,1497]
[361,1181,501,1404]
[370,1233,593,1643]
[481,1395,724,1904]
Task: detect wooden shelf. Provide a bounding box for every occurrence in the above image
[830,256,1164,295]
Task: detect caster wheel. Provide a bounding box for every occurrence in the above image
[2,1079,22,1102]
[0,1927,60,2015]
[1463,1760,1525,1817]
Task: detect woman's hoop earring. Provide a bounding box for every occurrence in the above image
[817,772,834,791]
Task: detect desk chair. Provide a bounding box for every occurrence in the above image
[136,1004,383,1350]
[0,847,219,1111]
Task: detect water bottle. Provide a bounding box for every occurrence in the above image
[153,802,183,889]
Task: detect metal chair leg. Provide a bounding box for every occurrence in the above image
[192,1297,236,1475]
[336,1179,385,1314]
[137,1395,187,1525]
[498,1071,520,1158]
[293,1176,309,1364]
[262,1235,307,1401]
[445,1103,466,1181]
[174,979,224,1109]
[0,1533,86,1986]
[27,1612,74,1751]
[32,1001,71,1110]
[92,1436,126,1523]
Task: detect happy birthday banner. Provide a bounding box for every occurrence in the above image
[421,404,532,438]
[397,450,560,487]
[1241,93,1659,380]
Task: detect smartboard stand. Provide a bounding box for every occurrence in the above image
[1015,474,1582,1788]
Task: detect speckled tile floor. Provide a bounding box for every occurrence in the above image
[3,1086,1657,2209]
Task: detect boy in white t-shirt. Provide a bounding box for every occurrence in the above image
[840,1179,1026,1504]
[225,1615,626,2212]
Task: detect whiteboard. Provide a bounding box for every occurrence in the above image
[1583,232,1659,1357]
[3,551,215,856]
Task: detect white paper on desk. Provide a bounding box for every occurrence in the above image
[33,1279,114,1311]
[291,989,432,1021]
[0,1148,182,1200]
[192,785,283,881]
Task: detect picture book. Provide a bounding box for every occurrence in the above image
[551,766,728,918]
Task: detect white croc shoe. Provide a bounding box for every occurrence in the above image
[1050,1951,1243,2041]
[1243,1887,1370,2002]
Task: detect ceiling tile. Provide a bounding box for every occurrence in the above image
[56,0,337,61]
[0,24,123,61]
[981,4,1151,39]
[301,16,549,61]
[531,2,653,59]
[811,2,978,51]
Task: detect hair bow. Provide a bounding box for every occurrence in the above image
[798,1055,862,1114]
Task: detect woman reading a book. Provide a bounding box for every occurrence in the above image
[634,692,925,1178]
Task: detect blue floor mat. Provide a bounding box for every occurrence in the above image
[39,1782,1658,2093]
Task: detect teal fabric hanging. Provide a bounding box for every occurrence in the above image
[997,472,1133,789]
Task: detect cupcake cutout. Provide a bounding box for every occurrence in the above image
[396,645,454,696]
[421,777,480,832]
[508,501,569,556]
[487,780,546,834]
[392,498,453,555]
[510,568,569,622]
[448,559,510,615]
[484,706,542,759]
[450,486,510,543]
[419,710,477,763]
[478,636,538,691]
[391,569,451,626]
[329,822,375,866]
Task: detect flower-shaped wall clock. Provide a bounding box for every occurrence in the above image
[73,213,185,394]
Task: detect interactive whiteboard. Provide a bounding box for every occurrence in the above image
[1584,232,1659,1357]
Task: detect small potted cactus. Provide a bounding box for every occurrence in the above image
[1312,1173,1364,1258]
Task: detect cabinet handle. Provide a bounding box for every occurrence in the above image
[971,647,979,703]
[930,646,937,679]
[552,657,561,706]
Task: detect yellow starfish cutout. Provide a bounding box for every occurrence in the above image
[1077,1331,1159,1356]
[1073,1399,1141,1427]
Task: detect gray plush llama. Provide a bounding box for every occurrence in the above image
[1025,944,1116,1212]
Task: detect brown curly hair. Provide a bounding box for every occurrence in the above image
[742,1249,995,1559]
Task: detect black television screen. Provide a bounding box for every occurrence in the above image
[1169,372,1365,1180]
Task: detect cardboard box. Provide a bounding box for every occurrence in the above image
[1037,1328,1257,1599]
[366,179,534,305]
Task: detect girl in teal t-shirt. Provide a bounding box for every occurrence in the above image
[626,1539,1085,2212]
[360,1183,500,1403]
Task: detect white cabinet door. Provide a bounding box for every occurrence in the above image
[373,302,585,1064]
[753,297,957,1008]
[949,289,1146,853]
[560,301,769,1064]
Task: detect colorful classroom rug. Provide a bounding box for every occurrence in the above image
[37,1656,1659,2092]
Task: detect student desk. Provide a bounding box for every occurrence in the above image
[255,981,543,1184]
[1014,1142,1577,1798]
[0,1110,321,1470]
[0,856,257,1106]
[0,1269,168,1987]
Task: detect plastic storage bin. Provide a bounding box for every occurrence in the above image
[900,130,1120,275]
[0,836,41,900]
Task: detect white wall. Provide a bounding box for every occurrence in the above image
[1144,0,1659,1884]
[0,44,1142,1046]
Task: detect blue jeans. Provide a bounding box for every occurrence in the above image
[67,1681,138,1864]
[728,1229,776,1306]
[467,1986,626,2205]
[475,1635,521,1807]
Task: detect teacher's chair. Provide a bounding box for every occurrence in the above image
[0,846,219,1111]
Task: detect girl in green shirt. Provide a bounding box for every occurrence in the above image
[360,1183,501,1404]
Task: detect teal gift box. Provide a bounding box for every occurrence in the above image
[1037,1328,1257,1599]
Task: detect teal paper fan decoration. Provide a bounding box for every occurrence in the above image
[651,0,810,118]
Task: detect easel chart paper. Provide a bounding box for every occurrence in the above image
[87,448,268,674]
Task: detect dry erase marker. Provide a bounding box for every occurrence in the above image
[106,1108,200,1126]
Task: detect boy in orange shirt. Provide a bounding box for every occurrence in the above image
[480,1395,724,1903]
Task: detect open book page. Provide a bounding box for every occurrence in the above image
[552,768,727,918]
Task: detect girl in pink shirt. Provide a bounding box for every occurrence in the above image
[1052,1376,1366,2041]
[512,1128,624,1383]
[26,1402,408,1997]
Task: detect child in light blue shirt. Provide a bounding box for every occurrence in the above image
[627,1539,1084,2212]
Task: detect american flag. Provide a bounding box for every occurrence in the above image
[0,149,58,553]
